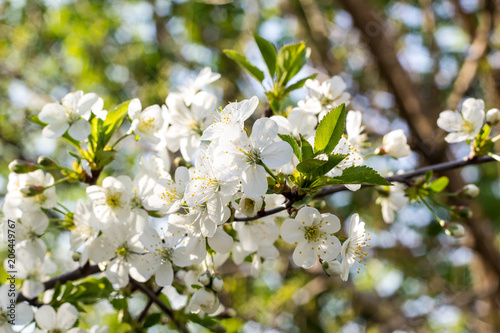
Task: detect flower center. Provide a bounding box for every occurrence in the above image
[116,245,129,257]
[304,225,320,241]
[138,115,157,132]
[106,193,121,208]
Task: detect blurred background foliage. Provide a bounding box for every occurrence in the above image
[1,0,500,332]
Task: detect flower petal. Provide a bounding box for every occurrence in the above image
[56,303,79,330]
[241,164,268,198]
[280,218,304,244]
[42,121,69,139]
[68,118,91,140]
[292,241,316,269]
[261,141,293,167]
[35,305,56,330]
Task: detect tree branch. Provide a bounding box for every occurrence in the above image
[129,279,188,333]
[138,287,164,322]
[234,155,496,222]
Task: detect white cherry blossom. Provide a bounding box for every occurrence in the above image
[127,98,164,144]
[437,98,485,143]
[280,207,341,269]
[86,175,132,225]
[271,108,317,139]
[341,214,369,281]
[5,170,57,212]
[38,91,99,140]
[214,118,293,197]
[346,110,367,150]
[34,303,78,333]
[189,287,220,314]
[381,129,411,158]
[376,183,408,223]
[147,167,190,214]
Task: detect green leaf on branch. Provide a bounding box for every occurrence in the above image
[144,313,162,328]
[314,104,346,154]
[326,166,391,186]
[284,73,318,94]
[278,134,301,159]
[299,134,314,161]
[312,154,347,177]
[276,41,309,87]
[102,101,130,146]
[296,158,327,174]
[223,50,265,82]
[254,34,277,77]
[429,176,449,193]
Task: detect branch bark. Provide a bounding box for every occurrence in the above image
[233,155,496,222]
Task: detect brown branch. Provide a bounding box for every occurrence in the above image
[446,12,492,109]
[233,155,496,222]
[138,287,164,322]
[335,0,440,160]
[129,279,188,333]
[16,263,101,304]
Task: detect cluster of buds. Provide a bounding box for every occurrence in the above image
[189,272,224,314]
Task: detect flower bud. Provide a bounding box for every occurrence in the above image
[37,156,58,168]
[459,184,479,198]
[322,260,342,277]
[72,252,81,262]
[486,108,500,125]
[20,185,45,197]
[381,129,412,159]
[189,288,220,314]
[238,195,263,217]
[8,159,38,173]
[451,205,473,219]
[211,275,224,292]
[198,272,211,286]
[445,222,465,238]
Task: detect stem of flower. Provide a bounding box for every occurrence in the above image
[260,162,279,182]
[419,196,445,226]
[44,177,70,189]
[111,133,131,149]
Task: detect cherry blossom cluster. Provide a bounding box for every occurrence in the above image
[2,64,498,331]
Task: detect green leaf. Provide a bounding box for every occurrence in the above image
[312,154,347,177]
[299,134,314,161]
[429,176,449,193]
[187,313,218,330]
[326,166,391,186]
[102,101,130,146]
[144,313,162,328]
[276,41,309,87]
[223,49,265,82]
[278,134,300,159]
[111,298,128,310]
[314,104,346,154]
[191,284,202,290]
[254,34,277,77]
[284,73,318,94]
[425,170,433,183]
[296,158,327,174]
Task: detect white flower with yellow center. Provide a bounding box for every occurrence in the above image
[128,98,164,144]
[280,207,342,269]
[214,118,293,198]
[38,90,100,140]
[86,175,131,224]
[200,96,259,141]
[4,169,57,212]
[164,91,217,160]
[147,166,189,214]
[271,107,318,140]
[300,75,351,115]
[340,213,370,281]
[437,98,485,143]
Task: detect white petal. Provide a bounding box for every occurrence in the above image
[250,118,278,148]
[35,305,56,330]
[280,218,304,244]
[292,241,316,269]
[42,121,69,139]
[241,164,268,198]
[15,302,33,325]
[155,262,174,286]
[56,303,79,330]
[437,110,464,132]
[78,93,99,113]
[295,206,320,227]
[39,103,66,123]
[22,280,44,300]
[321,213,341,233]
[260,141,293,167]
[128,98,142,119]
[208,228,233,254]
[68,118,91,140]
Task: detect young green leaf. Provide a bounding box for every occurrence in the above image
[102,101,130,146]
[326,165,391,186]
[254,34,277,77]
[312,154,347,177]
[223,49,265,82]
[276,41,308,87]
[296,158,327,174]
[314,104,346,154]
[278,134,301,159]
[300,134,314,161]
[429,176,449,193]
[284,73,318,94]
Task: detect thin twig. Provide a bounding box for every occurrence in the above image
[234,155,496,222]
[138,287,164,322]
[129,279,188,333]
